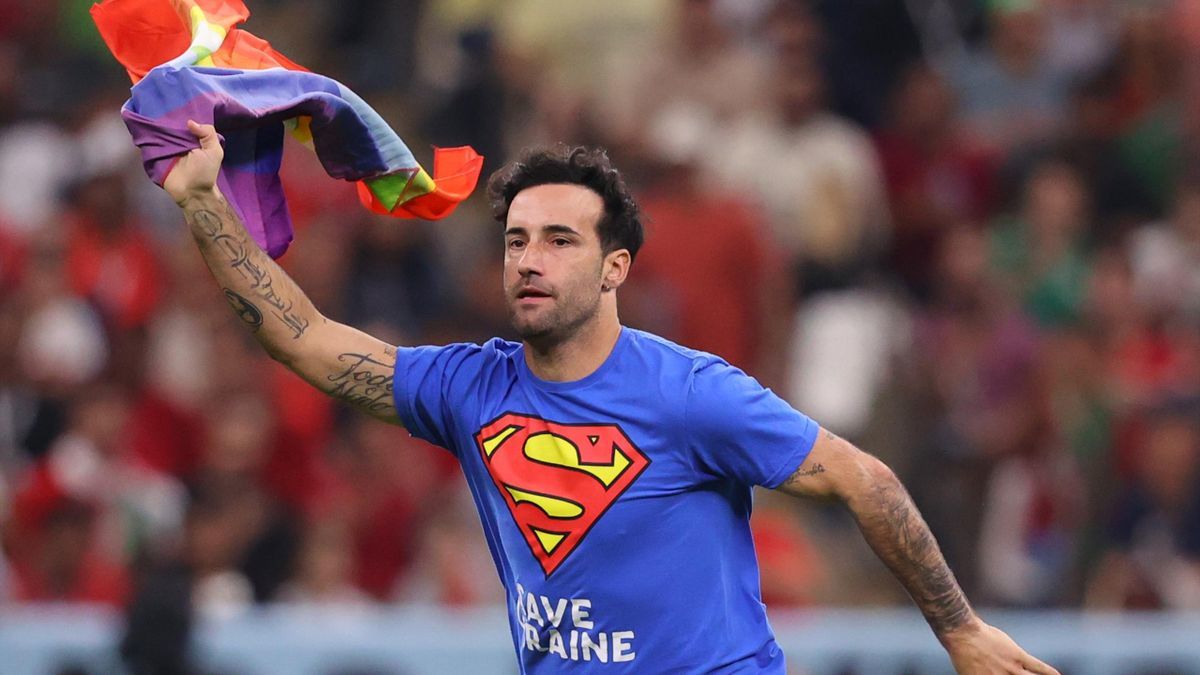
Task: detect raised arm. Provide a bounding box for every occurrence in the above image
[777,429,1058,675]
[165,121,400,425]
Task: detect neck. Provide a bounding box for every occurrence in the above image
[524,300,622,382]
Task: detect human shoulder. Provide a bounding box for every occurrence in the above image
[396,337,521,383]
[392,337,523,447]
[676,343,791,439]
[403,336,520,358]
[616,330,739,444]
[622,328,725,374]
[661,335,819,487]
[620,329,748,403]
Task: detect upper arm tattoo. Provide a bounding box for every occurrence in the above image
[791,462,826,478]
[323,346,398,419]
[779,429,836,492]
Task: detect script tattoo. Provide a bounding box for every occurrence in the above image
[222,288,263,330]
[793,462,825,477]
[325,351,396,414]
[186,201,309,339]
[858,480,973,636]
[780,430,837,489]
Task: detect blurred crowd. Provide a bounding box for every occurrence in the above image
[2,0,1200,652]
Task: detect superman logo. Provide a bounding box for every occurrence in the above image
[475,413,650,577]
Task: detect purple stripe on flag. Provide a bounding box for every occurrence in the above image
[121,65,426,258]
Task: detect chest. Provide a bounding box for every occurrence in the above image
[454,394,697,577]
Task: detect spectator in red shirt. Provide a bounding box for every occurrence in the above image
[8,497,128,607]
[64,171,161,331]
[875,63,996,302]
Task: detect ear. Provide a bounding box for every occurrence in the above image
[601,249,631,292]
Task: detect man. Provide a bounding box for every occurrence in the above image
[165,120,1057,673]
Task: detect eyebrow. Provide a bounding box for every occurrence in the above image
[504,224,582,237]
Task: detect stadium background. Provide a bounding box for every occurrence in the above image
[2,0,1200,672]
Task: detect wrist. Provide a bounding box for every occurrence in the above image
[175,185,222,209]
[934,612,983,645]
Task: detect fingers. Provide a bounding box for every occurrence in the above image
[186,119,220,150]
[1022,657,1060,675]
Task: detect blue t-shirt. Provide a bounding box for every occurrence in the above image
[392,328,819,673]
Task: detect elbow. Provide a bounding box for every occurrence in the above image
[262,315,326,366]
[836,448,900,506]
[861,453,899,487]
[262,339,305,369]
[260,340,295,365]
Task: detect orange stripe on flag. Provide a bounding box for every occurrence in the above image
[357,147,485,220]
[91,0,305,83]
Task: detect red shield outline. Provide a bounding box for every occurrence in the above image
[474,412,650,577]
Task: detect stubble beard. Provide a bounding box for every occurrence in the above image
[509,287,602,351]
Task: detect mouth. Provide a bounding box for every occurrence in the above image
[515,286,553,300]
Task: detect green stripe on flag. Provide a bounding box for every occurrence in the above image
[366,168,436,210]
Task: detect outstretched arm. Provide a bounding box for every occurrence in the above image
[166,121,400,425]
[777,429,1058,675]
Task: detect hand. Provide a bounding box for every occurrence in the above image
[942,619,1059,674]
[163,120,223,205]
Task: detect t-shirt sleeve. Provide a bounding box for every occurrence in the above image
[392,343,482,454]
[684,360,820,488]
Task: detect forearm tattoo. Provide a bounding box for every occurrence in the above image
[324,346,397,415]
[222,288,264,331]
[185,198,310,339]
[781,428,973,634]
[854,477,973,635]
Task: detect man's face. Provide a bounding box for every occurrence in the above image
[503,183,607,344]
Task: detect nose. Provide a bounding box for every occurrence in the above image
[516,241,544,278]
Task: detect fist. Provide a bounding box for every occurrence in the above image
[945,621,1059,675]
[163,120,224,205]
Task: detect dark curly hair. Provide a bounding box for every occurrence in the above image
[487,145,644,262]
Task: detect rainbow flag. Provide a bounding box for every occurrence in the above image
[91,0,483,258]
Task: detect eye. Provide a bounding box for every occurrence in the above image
[507,239,526,251]
[552,237,571,247]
